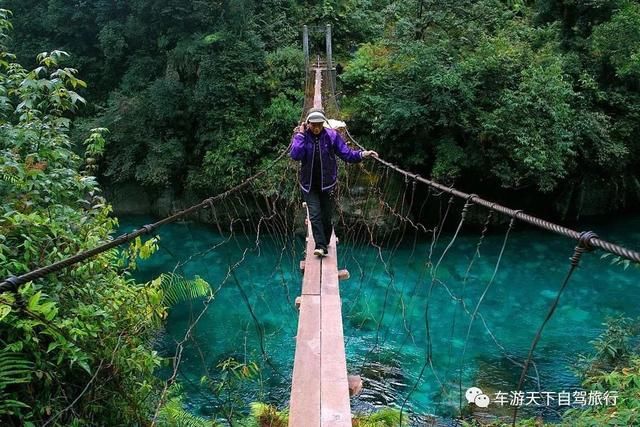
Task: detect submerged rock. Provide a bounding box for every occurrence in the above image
[358,359,408,407]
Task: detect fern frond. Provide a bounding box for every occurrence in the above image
[0,172,19,184]
[0,351,33,415]
[158,396,216,427]
[0,392,30,416]
[0,351,33,387]
[159,273,212,307]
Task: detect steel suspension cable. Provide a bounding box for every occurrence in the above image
[0,147,291,294]
[511,231,597,425]
[345,129,640,264]
[2,51,313,295]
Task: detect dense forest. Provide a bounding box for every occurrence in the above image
[5,0,640,219]
[1,0,640,425]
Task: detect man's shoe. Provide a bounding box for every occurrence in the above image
[313,247,328,257]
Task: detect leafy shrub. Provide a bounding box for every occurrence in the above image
[0,13,168,425]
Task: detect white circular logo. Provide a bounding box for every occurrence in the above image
[465,387,483,403]
[466,387,490,407]
[475,393,490,408]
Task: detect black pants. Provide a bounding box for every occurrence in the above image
[303,189,333,249]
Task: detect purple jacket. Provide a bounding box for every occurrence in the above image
[290,128,363,193]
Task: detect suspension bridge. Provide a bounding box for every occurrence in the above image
[2,25,640,427]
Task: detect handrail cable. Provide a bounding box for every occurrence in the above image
[1,52,311,295]
[0,147,290,294]
[345,129,640,263]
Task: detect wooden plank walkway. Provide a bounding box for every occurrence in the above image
[313,66,323,110]
[289,209,351,426]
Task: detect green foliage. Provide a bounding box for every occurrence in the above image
[481,59,576,191]
[431,137,466,183]
[155,273,213,308]
[0,349,33,416]
[342,5,584,192]
[264,46,304,95]
[3,0,640,216]
[83,127,108,157]
[246,402,288,427]
[214,357,260,387]
[200,357,262,424]
[339,0,640,212]
[0,15,171,425]
[81,127,109,176]
[460,418,553,427]
[601,253,640,271]
[353,407,405,426]
[563,317,640,426]
[0,23,215,421]
[159,398,215,427]
[591,1,640,80]
[303,0,387,53]
[564,357,640,426]
[70,8,304,197]
[576,316,639,378]
[124,235,160,270]
[157,385,218,427]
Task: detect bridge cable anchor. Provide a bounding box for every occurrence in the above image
[570,231,598,267]
[141,224,156,234]
[0,275,21,293]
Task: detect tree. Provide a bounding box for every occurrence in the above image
[0,12,166,424]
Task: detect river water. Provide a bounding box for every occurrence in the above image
[118,213,640,423]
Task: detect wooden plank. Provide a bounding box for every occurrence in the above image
[313,68,323,109]
[289,207,323,426]
[320,232,351,426]
[302,216,321,295]
[302,255,321,296]
[291,184,352,425]
[320,314,350,424]
[321,234,340,297]
[289,295,321,426]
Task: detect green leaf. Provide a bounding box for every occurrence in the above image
[26,291,42,311]
[0,304,10,321]
[158,273,212,307]
[203,32,223,45]
[78,360,91,375]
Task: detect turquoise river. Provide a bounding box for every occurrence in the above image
[118,213,640,423]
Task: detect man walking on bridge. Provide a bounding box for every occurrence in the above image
[290,109,378,257]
